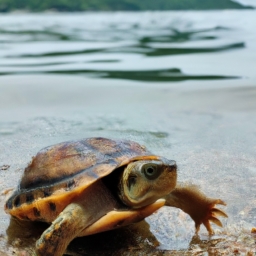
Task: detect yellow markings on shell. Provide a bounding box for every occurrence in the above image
[9,178,97,222]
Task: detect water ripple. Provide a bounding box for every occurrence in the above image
[0,12,254,82]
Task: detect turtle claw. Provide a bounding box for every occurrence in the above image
[211,208,228,218]
[214,199,226,205]
[163,185,228,236]
[196,199,228,235]
[209,216,223,227]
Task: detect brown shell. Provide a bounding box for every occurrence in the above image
[5,137,159,221]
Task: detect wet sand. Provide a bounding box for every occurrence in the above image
[0,75,256,255]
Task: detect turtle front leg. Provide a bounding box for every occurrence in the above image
[164,183,227,235]
[36,203,90,256]
[36,181,118,256]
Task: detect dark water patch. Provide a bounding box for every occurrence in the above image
[6,48,105,58]
[149,131,169,138]
[0,68,240,82]
[47,68,240,82]
[0,72,10,76]
[140,34,218,44]
[0,29,73,41]
[106,46,151,54]
[6,42,245,59]
[87,59,120,63]
[141,42,245,56]
[0,62,73,67]
[139,26,227,44]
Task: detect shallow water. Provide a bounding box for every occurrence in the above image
[0,11,256,82]
[0,10,256,256]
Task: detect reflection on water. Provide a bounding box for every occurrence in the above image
[0,11,255,82]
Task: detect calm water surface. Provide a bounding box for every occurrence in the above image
[0,10,255,83]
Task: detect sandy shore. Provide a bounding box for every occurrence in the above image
[0,75,256,255]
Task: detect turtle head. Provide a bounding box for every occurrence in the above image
[118,158,177,208]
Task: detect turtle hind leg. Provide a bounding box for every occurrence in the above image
[36,203,85,256]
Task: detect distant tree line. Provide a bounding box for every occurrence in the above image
[0,0,252,12]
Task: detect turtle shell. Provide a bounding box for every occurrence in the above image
[5,137,160,222]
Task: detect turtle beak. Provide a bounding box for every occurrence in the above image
[169,160,177,172]
[161,158,177,171]
[169,160,176,167]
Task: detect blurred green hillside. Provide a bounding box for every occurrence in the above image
[0,0,252,12]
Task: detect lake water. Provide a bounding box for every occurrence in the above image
[0,10,255,83]
[0,10,256,255]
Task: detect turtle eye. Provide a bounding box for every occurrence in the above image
[143,164,160,180]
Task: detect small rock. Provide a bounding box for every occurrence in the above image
[0,165,10,170]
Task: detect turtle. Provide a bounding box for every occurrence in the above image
[5,137,227,256]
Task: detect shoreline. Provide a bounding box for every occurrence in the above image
[0,8,255,15]
[1,75,256,122]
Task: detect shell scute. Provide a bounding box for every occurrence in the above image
[20,137,151,191]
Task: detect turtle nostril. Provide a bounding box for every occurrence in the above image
[169,161,177,171]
